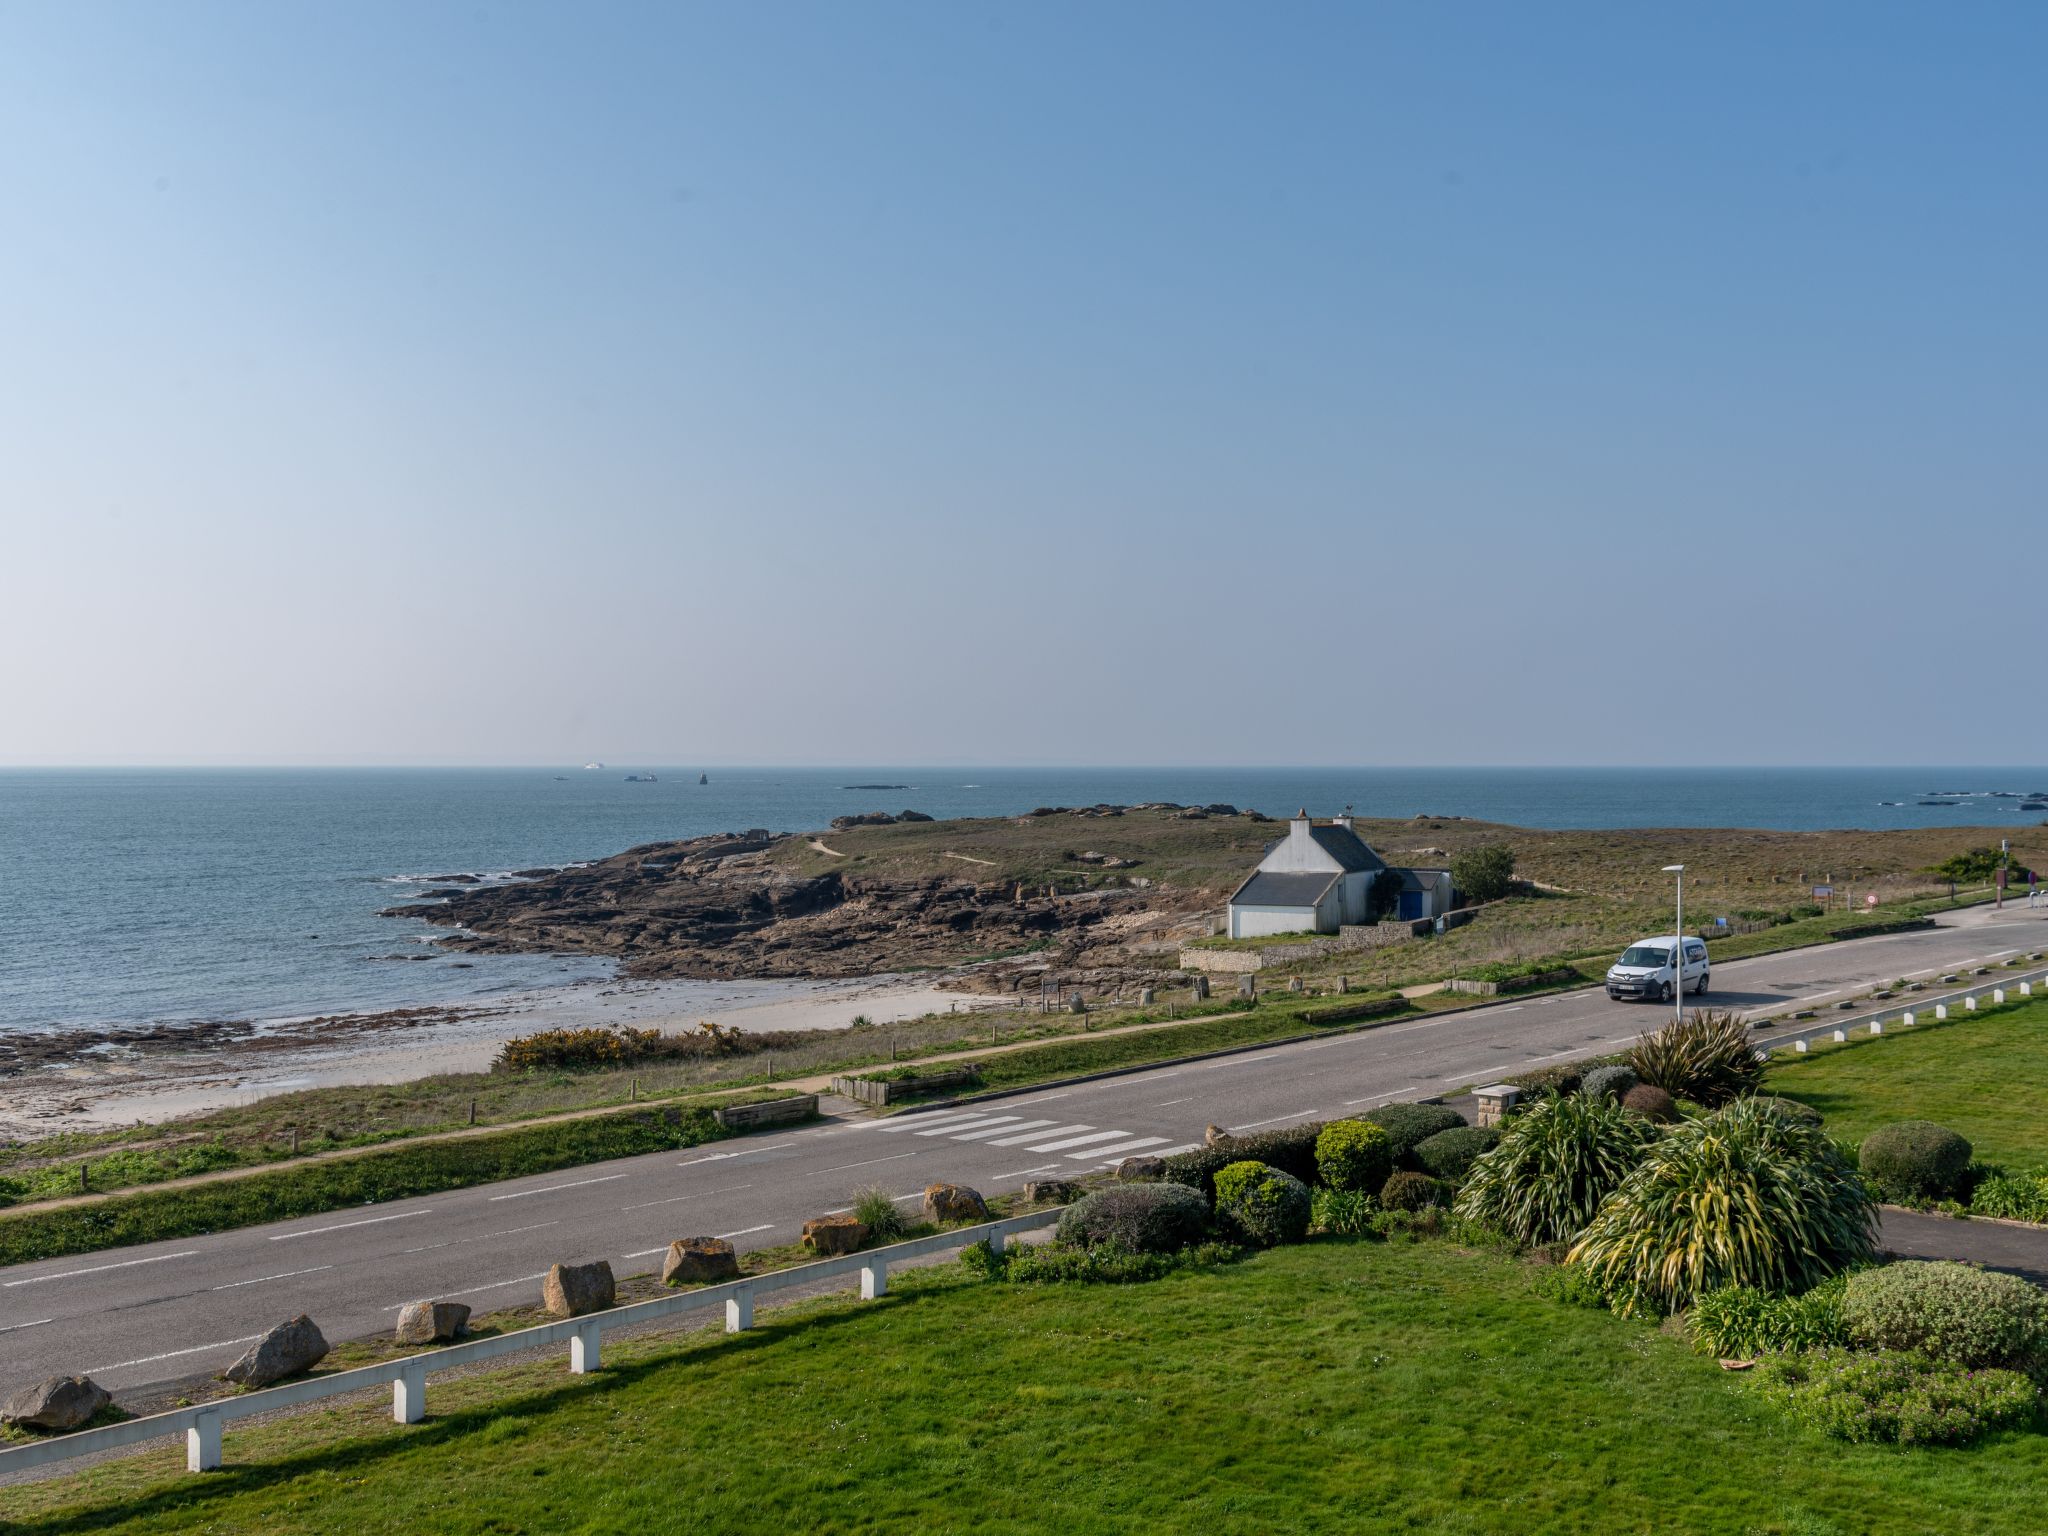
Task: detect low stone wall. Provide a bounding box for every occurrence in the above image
[1179,947,1266,974]
[1445,966,1580,997]
[1182,918,1430,974]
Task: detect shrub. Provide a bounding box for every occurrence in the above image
[1625,1011,1763,1106]
[1360,1102,1467,1165]
[850,1184,906,1243]
[1412,1124,1500,1183]
[1454,1095,1655,1247]
[1532,1263,1608,1309]
[1859,1121,1974,1202]
[964,1236,1239,1286]
[1752,1349,2037,1445]
[1687,1277,1849,1358]
[1310,1186,1376,1236]
[1579,1064,1639,1102]
[1380,1171,1450,1212]
[1214,1161,1312,1248]
[1842,1261,2048,1379]
[1972,1171,2048,1224]
[1054,1183,1210,1254]
[1315,1120,1393,1193]
[495,1026,665,1072]
[1751,1095,1824,1129]
[1568,1097,1876,1315]
[1620,1083,1677,1123]
[1505,1061,1590,1097]
[1162,1122,1326,1197]
[1450,843,1516,904]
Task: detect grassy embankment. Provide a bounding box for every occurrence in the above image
[8,1237,2046,1534]
[1765,991,2048,1169]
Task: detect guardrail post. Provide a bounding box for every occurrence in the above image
[570,1320,602,1374]
[1902,1010,1915,1027]
[1964,995,1978,1011]
[725,1292,753,1333]
[187,1408,223,1473]
[1934,1003,1948,1020]
[394,1363,428,1423]
[1869,1020,1884,1035]
[1994,988,2007,1004]
[988,1228,1008,1256]
[861,1257,889,1300]
[1793,1039,1808,1053]
[2022,982,2034,997]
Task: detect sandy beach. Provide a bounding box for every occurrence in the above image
[0,973,1005,1141]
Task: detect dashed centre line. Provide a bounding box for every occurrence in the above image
[5,1250,200,1287]
[271,1211,430,1241]
[488,1173,629,1202]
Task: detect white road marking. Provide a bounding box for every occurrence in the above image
[716,1224,774,1239]
[1020,1129,1133,1153]
[270,1211,431,1240]
[90,1333,268,1373]
[1154,1143,1200,1157]
[212,1265,334,1291]
[5,1250,201,1286]
[488,1173,629,1202]
[619,1185,751,1213]
[1076,1135,1170,1160]
[809,1151,919,1175]
[994,1164,1063,1179]
[1012,1092,1074,1105]
[1231,1110,1318,1131]
[1153,1097,1194,1108]
[985,1122,1092,1147]
[1344,1084,1419,1106]
[677,1139,796,1164]
[1533,999,1559,1006]
[1497,1006,1524,1014]
[462,1271,552,1295]
[0,1317,53,1335]
[404,1219,561,1254]
[913,1115,1019,1137]
[872,1113,987,1134]
[948,1118,1058,1142]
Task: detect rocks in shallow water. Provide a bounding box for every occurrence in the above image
[393,1301,471,1345]
[802,1215,867,1255]
[922,1183,988,1223]
[2,1375,111,1431]
[660,1237,739,1286]
[543,1261,615,1317]
[224,1315,328,1387]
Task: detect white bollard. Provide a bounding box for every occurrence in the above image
[1902,1011,1916,1027]
[861,1257,889,1300]
[1794,1039,1809,1053]
[1993,988,2006,1005]
[569,1319,601,1374]
[1870,1020,1884,1035]
[2022,981,2034,997]
[1964,996,1977,1011]
[187,1408,223,1473]
[1832,1029,1847,1043]
[726,1292,753,1333]
[394,1363,427,1423]
[1935,1004,1949,1020]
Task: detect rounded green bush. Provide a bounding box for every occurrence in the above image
[1314,1119,1393,1193]
[1751,1096,1824,1129]
[1454,1094,1657,1246]
[1569,1097,1876,1314]
[1620,1083,1677,1123]
[1380,1170,1450,1211]
[1412,1124,1500,1183]
[1859,1121,1974,1201]
[1054,1183,1210,1254]
[1214,1160,1312,1248]
[1842,1260,2048,1379]
[1361,1102,1467,1164]
[1580,1064,1639,1102]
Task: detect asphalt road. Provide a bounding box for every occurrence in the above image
[4,903,2045,1397]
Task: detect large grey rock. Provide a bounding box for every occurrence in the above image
[393,1300,471,1345]
[923,1183,988,1223]
[223,1315,328,1387]
[1,1375,110,1431]
[542,1260,615,1318]
[661,1236,739,1286]
[1117,1156,1167,1181]
[1024,1178,1080,1204]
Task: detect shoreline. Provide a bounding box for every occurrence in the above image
[0,971,1004,1142]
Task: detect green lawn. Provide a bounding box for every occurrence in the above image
[1766,995,2048,1168]
[9,1239,2045,1535]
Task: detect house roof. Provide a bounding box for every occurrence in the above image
[1229,870,1340,909]
[1400,867,1452,892]
[1308,823,1387,873]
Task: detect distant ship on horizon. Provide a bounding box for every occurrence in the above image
[624,773,658,783]
[582,762,604,770]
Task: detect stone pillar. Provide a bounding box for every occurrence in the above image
[1068,991,1086,1014]
[1139,987,1156,1005]
[1336,975,1350,994]
[1192,976,1209,1000]
[1237,975,1256,999]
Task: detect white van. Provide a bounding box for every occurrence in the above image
[1605,935,1710,1002]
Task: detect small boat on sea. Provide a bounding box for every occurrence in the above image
[699,772,708,785]
[624,773,658,782]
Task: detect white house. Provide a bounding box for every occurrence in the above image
[1225,811,1456,938]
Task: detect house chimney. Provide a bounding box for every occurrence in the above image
[1334,804,1354,830]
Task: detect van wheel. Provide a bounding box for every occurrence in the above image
[1695,973,1710,996]
[1659,981,1675,1004]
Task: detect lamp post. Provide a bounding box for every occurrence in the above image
[1662,864,1686,1021]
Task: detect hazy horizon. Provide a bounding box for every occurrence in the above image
[4,3,2043,769]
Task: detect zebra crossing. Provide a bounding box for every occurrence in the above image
[865,1109,1197,1164]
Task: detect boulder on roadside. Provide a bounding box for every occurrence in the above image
[661,1236,739,1286]
[1204,1125,1231,1146]
[1024,1178,1080,1204]
[1117,1156,1167,1182]
[223,1315,328,1387]
[802,1214,867,1255]
[542,1260,616,1318]
[923,1183,988,1223]
[393,1301,471,1345]
[1,1375,110,1431]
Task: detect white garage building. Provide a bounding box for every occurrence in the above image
[1225,811,1456,939]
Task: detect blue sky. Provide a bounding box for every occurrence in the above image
[1,3,2041,766]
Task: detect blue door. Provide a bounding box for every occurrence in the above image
[1397,890,1422,920]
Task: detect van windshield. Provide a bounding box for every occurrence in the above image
[1618,946,1669,967]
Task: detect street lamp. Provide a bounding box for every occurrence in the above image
[1662,865,1686,1021]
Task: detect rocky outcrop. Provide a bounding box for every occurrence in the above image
[922,1183,988,1223]
[224,1316,328,1387]
[660,1237,739,1285]
[394,1301,471,1344]
[1117,1156,1167,1181]
[543,1261,615,1317]
[2,1375,110,1431]
[1024,1179,1080,1204]
[802,1215,867,1255]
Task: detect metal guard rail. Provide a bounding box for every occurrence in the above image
[0,1207,1064,1477]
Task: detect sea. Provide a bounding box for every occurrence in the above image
[2,766,2043,1036]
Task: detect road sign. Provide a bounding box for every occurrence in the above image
[1865,893,1879,908]
[1812,885,1833,899]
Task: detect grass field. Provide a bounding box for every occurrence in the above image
[8,1238,2045,1535]
[1766,994,2048,1169]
